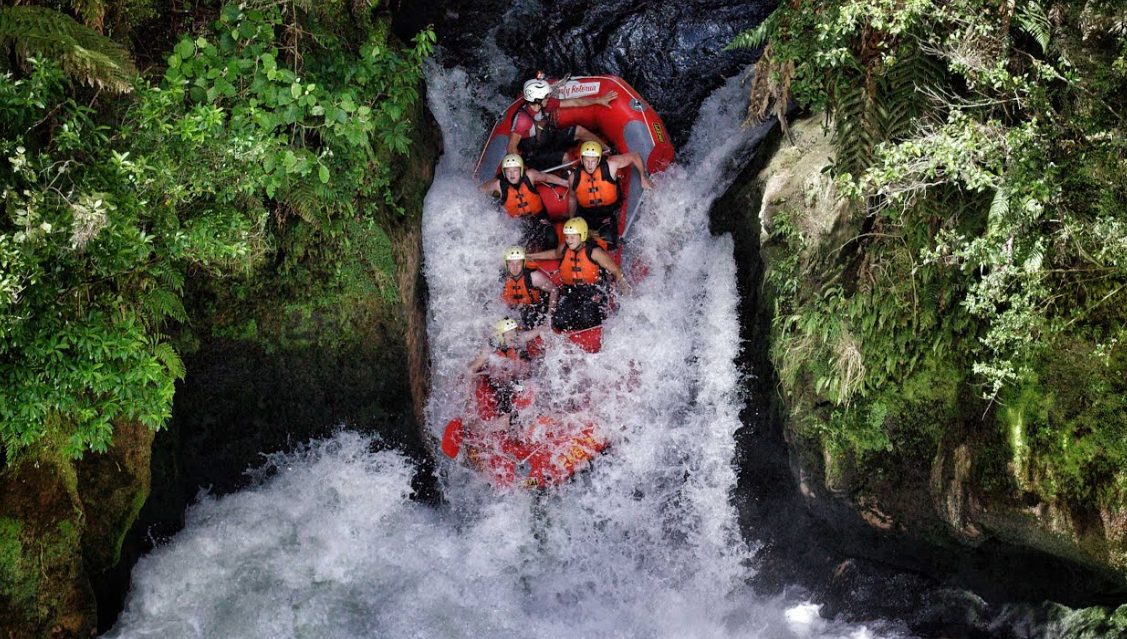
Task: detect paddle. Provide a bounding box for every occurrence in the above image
[619,184,651,243]
[441,418,464,458]
[540,149,611,175]
[540,159,578,174]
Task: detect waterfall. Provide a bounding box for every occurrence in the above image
[105,63,910,639]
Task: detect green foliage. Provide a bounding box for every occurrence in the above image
[0,5,138,92]
[0,4,434,462]
[1000,340,1127,506]
[754,0,1127,507]
[766,203,975,455]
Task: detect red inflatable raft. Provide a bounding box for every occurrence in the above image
[476,76,675,353]
[443,412,610,490]
[441,76,674,489]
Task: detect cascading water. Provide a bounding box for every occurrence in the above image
[105,62,913,639]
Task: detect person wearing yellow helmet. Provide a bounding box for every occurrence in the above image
[479,154,568,251]
[568,140,654,248]
[507,77,615,171]
[467,317,546,417]
[500,245,558,327]
[526,217,630,333]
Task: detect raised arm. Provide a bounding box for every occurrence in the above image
[610,151,654,190]
[559,90,618,109]
[527,244,566,261]
[467,347,491,375]
[527,168,569,189]
[479,177,501,194]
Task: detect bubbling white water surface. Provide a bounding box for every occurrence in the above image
[106,66,911,639]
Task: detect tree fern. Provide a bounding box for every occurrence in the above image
[832,40,946,177]
[0,6,137,93]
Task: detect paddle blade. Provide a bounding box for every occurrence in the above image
[441,418,464,458]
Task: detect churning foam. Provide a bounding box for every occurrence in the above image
[106,66,910,639]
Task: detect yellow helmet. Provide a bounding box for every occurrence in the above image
[579,141,603,158]
[563,217,588,242]
[503,245,526,263]
[493,317,519,344]
[500,154,524,176]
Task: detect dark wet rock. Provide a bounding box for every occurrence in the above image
[392,0,774,146]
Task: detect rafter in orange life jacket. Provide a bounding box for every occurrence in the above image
[571,158,621,218]
[561,238,609,286]
[496,173,546,219]
[501,267,543,307]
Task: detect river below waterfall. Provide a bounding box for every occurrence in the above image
[103,57,923,638]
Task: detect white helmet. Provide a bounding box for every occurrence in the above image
[500,154,525,175]
[523,78,551,102]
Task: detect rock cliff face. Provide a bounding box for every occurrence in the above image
[392,0,773,147]
[745,114,1127,601]
[0,421,152,638]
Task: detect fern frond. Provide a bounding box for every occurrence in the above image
[0,6,137,93]
[141,286,187,323]
[282,178,335,226]
[151,262,186,294]
[153,342,186,380]
[832,41,947,177]
[989,184,1010,224]
[1016,1,1051,54]
[725,7,781,51]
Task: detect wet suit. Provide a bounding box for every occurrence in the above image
[511,99,577,171]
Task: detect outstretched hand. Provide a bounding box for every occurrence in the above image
[640,174,654,190]
[599,91,619,108]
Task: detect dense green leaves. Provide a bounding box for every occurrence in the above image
[0,4,433,462]
[747,0,1127,504]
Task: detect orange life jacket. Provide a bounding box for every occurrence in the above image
[571,159,620,217]
[498,175,545,219]
[501,268,542,307]
[495,345,527,362]
[561,240,606,286]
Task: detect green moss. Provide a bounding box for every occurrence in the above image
[999,374,1052,493]
[0,517,37,607]
[108,485,149,566]
[999,338,1127,507]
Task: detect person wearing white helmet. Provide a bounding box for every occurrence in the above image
[479,154,568,251]
[507,77,615,170]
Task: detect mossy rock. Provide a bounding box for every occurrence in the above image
[0,450,96,638]
[76,419,155,575]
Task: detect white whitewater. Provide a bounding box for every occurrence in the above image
[105,65,911,639]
